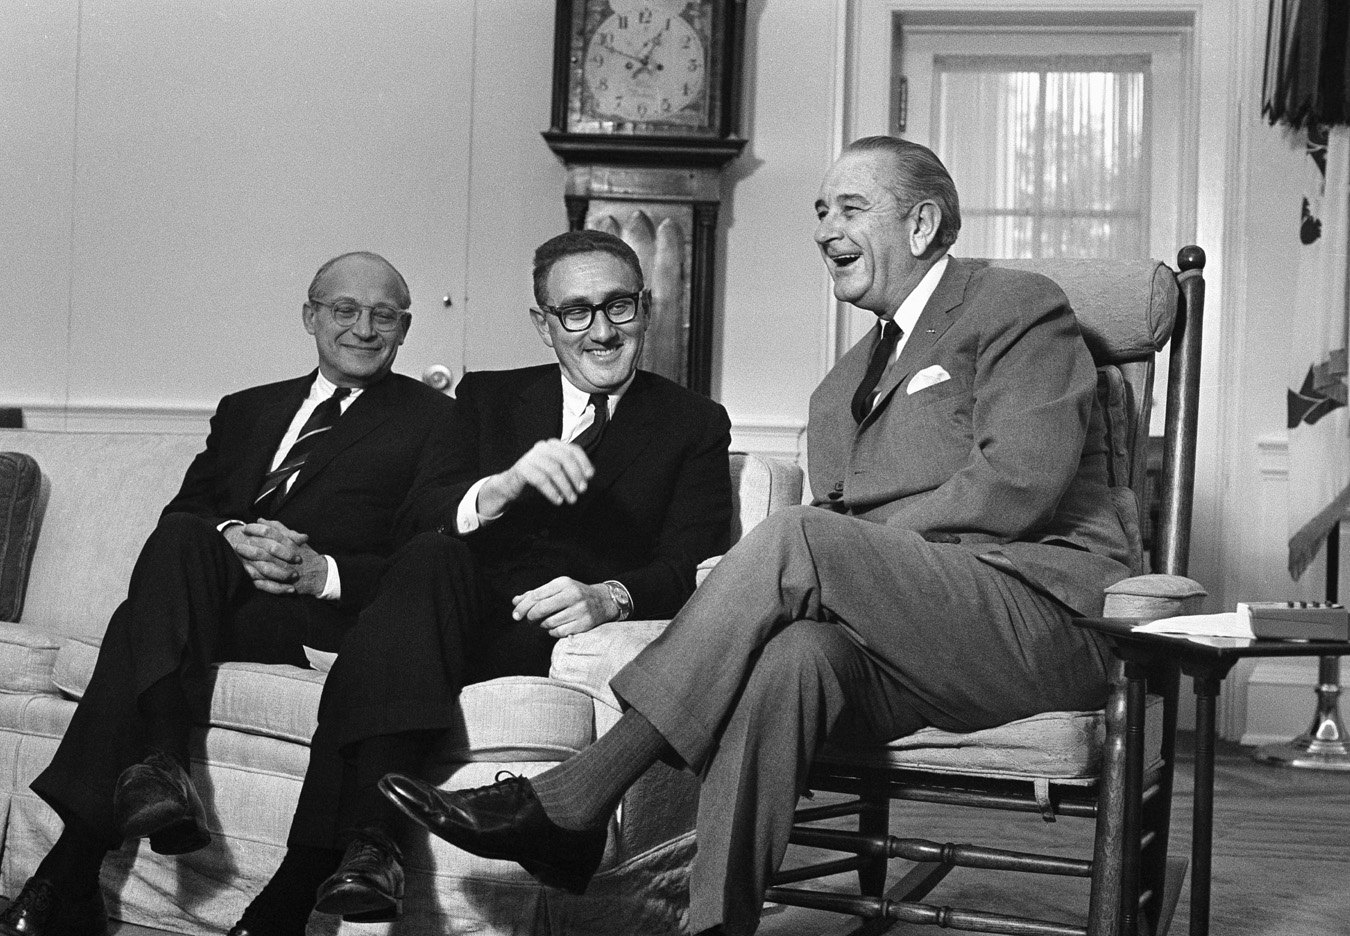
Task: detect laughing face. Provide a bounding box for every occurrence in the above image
[814,149,935,317]
[530,251,649,395]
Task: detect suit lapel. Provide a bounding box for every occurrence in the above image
[244,374,312,494]
[584,372,655,498]
[281,374,400,504]
[513,369,565,456]
[865,257,972,422]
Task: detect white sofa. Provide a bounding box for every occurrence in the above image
[0,427,803,935]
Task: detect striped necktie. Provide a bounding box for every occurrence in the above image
[253,387,351,514]
[852,320,902,423]
[570,393,610,454]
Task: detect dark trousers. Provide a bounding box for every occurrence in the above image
[287,531,556,849]
[31,512,350,844]
[610,506,1111,935]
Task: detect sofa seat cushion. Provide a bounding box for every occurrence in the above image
[819,695,1164,782]
[0,624,61,695]
[51,638,600,759]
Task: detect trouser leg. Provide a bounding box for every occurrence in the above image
[687,620,910,935]
[613,505,1109,771]
[288,531,503,849]
[31,512,259,841]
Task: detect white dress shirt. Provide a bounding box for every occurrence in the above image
[221,372,359,600]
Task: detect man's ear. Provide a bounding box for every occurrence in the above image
[396,312,412,344]
[529,307,556,348]
[302,302,317,336]
[909,201,942,258]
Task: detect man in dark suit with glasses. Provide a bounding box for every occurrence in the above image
[229,230,733,936]
[0,252,455,936]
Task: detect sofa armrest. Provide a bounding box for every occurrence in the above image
[549,620,668,709]
[695,555,723,587]
[1103,573,1207,619]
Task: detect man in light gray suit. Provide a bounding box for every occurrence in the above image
[382,136,1134,936]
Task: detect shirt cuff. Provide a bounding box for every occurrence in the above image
[217,519,244,533]
[456,476,503,534]
[317,555,341,600]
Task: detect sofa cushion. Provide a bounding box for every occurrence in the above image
[0,452,42,623]
[0,623,61,695]
[53,636,598,760]
[0,430,204,641]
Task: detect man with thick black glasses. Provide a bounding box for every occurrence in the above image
[0,252,455,936]
[229,229,732,936]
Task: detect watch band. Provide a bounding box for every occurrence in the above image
[603,580,633,622]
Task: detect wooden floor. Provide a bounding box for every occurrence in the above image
[93,734,1350,935]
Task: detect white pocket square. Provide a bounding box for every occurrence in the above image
[907,365,951,395]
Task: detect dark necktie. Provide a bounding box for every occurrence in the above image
[852,320,902,423]
[253,387,352,513]
[570,393,610,454]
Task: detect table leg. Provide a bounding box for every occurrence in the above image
[1190,676,1221,936]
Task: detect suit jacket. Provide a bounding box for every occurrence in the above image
[164,369,456,611]
[407,365,733,619]
[808,257,1132,616]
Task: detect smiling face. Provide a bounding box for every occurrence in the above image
[814,149,940,317]
[302,254,410,388]
[531,251,649,395]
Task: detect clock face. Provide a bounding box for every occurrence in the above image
[569,0,718,134]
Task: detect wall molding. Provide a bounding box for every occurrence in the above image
[19,402,214,435]
[729,417,808,465]
[13,403,809,467]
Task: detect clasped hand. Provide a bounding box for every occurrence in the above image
[223,519,328,596]
[512,577,619,638]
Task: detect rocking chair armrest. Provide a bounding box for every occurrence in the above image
[1103,573,1207,619]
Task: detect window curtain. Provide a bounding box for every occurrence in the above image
[934,55,1147,259]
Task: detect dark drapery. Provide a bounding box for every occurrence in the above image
[1264,0,1350,128]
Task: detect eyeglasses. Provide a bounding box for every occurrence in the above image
[538,291,644,333]
[310,299,407,333]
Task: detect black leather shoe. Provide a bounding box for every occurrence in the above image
[0,877,107,936]
[113,750,210,854]
[379,772,606,894]
[312,826,405,922]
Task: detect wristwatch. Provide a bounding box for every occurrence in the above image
[603,580,633,622]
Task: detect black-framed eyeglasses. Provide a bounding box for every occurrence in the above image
[310,299,407,333]
[538,291,644,333]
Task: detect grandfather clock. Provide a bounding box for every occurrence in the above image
[543,0,748,395]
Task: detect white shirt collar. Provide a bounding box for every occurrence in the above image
[310,370,363,402]
[887,253,950,336]
[560,368,634,419]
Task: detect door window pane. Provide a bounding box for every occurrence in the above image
[934,55,1149,259]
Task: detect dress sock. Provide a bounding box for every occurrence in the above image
[137,672,192,768]
[528,708,671,831]
[32,816,107,895]
[236,844,341,931]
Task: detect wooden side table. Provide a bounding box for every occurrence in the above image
[1076,618,1350,936]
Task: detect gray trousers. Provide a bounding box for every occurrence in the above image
[610,506,1110,935]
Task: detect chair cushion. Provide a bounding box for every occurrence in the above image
[0,452,42,623]
[988,257,1178,364]
[0,623,61,695]
[820,695,1163,782]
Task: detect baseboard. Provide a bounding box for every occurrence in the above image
[1240,656,1346,747]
